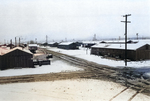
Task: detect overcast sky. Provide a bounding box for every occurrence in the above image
[0,0,150,43]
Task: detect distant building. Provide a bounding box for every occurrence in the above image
[58,42,79,49]
[48,42,59,47]
[0,47,34,70]
[7,44,15,49]
[42,42,48,47]
[33,54,52,66]
[28,44,38,53]
[76,41,83,47]
[82,41,97,48]
[0,44,7,47]
[91,40,150,61]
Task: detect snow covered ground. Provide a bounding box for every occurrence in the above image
[44,46,150,77]
[0,60,82,77]
[0,79,150,101]
[0,45,150,101]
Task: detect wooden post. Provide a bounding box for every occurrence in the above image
[121,14,131,86]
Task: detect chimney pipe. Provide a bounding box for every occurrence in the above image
[15,37,17,46]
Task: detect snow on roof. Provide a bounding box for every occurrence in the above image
[92,40,150,50]
[82,41,99,44]
[59,42,74,45]
[48,42,57,44]
[102,40,125,43]
[23,42,27,44]
[0,47,10,55]
[28,44,38,47]
[100,40,139,44]
[22,48,33,54]
[3,47,33,55]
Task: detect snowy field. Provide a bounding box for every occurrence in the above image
[0,59,82,77]
[0,79,150,101]
[44,46,150,77]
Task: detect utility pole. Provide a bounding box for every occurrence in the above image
[65,38,67,42]
[136,33,138,40]
[10,39,13,49]
[35,38,37,44]
[121,14,131,67]
[46,35,48,44]
[93,34,97,41]
[121,14,131,87]
[10,39,12,44]
[4,39,6,44]
[119,36,121,40]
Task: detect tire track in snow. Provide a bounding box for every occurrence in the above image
[128,88,145,101]
[109,87,130,101]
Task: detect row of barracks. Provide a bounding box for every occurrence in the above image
[91,40,150,61]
